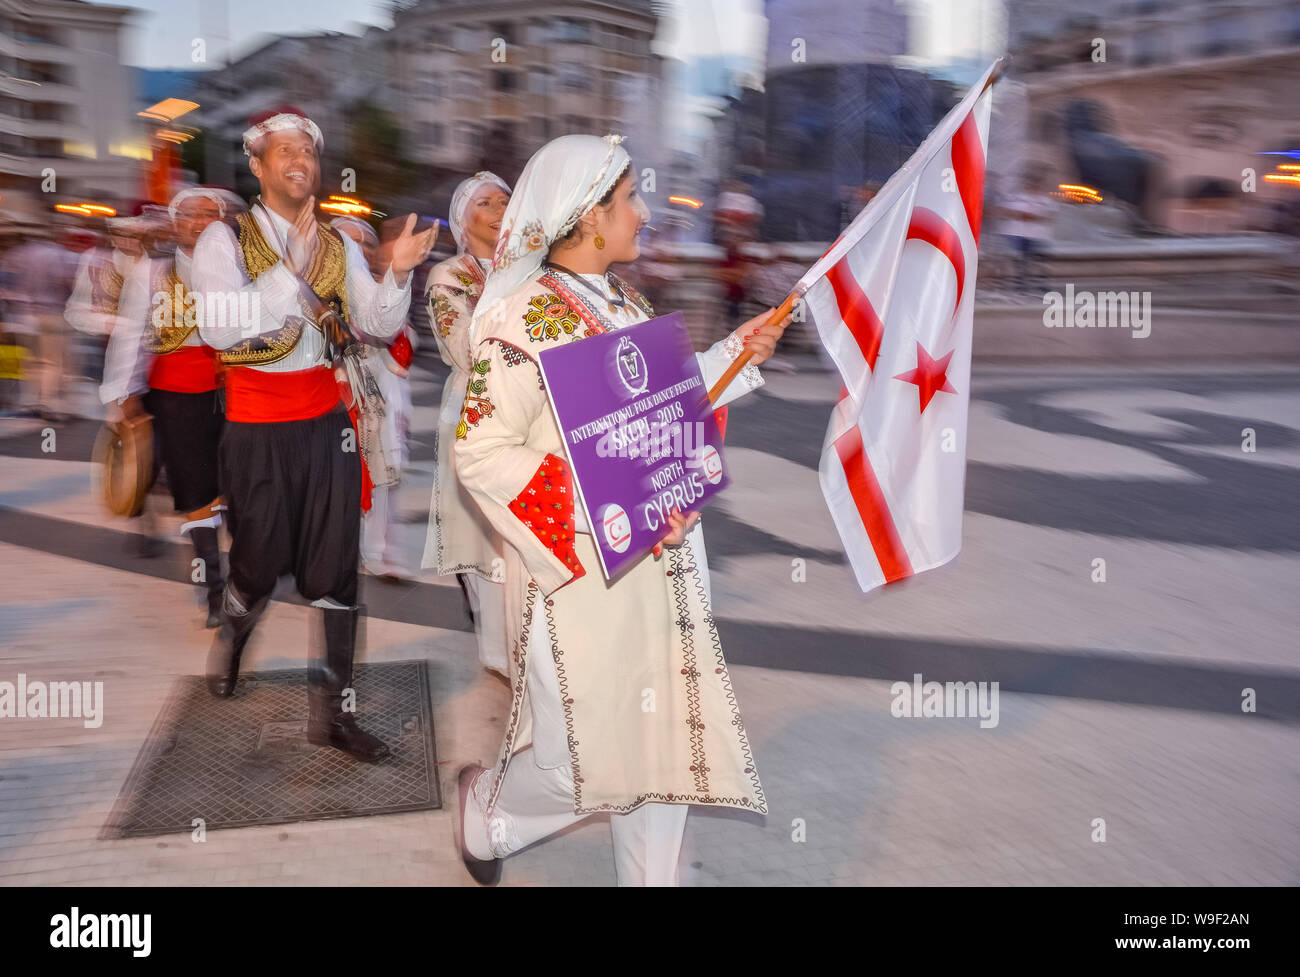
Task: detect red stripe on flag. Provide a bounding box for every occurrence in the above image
[826,257,885,371]
[906,207,966,317]
[833,422,913,583]
[952,113,986,244]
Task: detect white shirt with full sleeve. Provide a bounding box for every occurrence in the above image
[65,247,144,337]
[191,204,411,371]
[99,248,210,404]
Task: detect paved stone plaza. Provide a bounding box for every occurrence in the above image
[1,357,1297,885]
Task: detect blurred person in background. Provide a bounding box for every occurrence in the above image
[0,327,26,412]
[192,106,433,762]
[714,180,763,330]
[9,225,77,420]
[450,134,790,886]
[996,175,1056,291]
[421,171,512,677]
[66,207,162,392]
[100,187,231,626]
[332,214,417,580]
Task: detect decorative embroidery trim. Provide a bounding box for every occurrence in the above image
[429,380,497,578]
[90,259,125,316]
[545,597,585,807]
[455,355,492,439]
[682,532,766,814]
[537,272,611,337]
[221,212,350,365]
[235,211,348,309]
[486,338,542,390]
[547,531,765,816]
[508,453,585,579]
[429,290,460,338]
[557,150,629,240]
[670,541,709,795]
[484,582,536,817]
[522,292,582,342]
[497,341,530,369]
[143,258,198,354]
[721,329,764,392]
[493,218,547,275]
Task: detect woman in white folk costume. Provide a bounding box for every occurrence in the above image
[452,134,790,886]
[331,215,416,578]
[421,172,512,675]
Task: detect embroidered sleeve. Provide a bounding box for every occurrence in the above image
[696,327,765,410]
[507,453,585,580]
[453,333,581,595]
[426,270,474,373]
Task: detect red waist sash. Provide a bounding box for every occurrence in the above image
[148,344,218,394]
[225,366,340,423]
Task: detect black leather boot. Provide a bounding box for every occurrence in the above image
[189,526,225,628]
[205,584,267,698]
[307,605,391,762]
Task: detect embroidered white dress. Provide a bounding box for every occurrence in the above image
[453,267,766,818]
[422,252,509,673]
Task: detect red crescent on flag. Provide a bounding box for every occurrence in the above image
[905,207,966,318]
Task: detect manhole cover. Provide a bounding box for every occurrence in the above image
[103,661,440,838]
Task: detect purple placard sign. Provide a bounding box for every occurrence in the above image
[537,311,729,581]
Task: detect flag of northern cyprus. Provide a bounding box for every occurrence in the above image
[800,62,996,593]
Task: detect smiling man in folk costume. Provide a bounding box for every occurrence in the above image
[452,134,790,885]
[422,171,512,676]
[191,106,435,762]
[98,187,233,625]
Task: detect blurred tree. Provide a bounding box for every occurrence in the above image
[343,99,412,205]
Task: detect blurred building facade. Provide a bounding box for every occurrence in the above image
[385,0,665,183]
[188,31,382,199]
[715,0,948,240]
[1009,0,1300,233]
[0,0,144,210]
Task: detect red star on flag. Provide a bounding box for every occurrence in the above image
[894,341,957,413]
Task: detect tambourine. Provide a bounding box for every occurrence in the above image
[92,414,154,517]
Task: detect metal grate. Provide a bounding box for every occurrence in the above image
[103,661,440,838]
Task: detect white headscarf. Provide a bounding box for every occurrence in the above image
[448,171,511,254]
[471,134,631,341]
[168,186,228,221]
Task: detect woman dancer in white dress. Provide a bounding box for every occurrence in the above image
[451,134,789,885]
[421,172,512,674]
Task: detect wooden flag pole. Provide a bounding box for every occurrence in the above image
[706,57,1007,408]
[707,289,801,406]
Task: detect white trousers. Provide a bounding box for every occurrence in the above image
[361,483,403,572]
[463,572,509,675]
[464,752,688,885]
[463,603,689,885]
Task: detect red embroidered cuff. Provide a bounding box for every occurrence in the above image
[508,453,585,582]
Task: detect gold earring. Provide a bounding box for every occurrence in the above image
[594,234,605,250]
